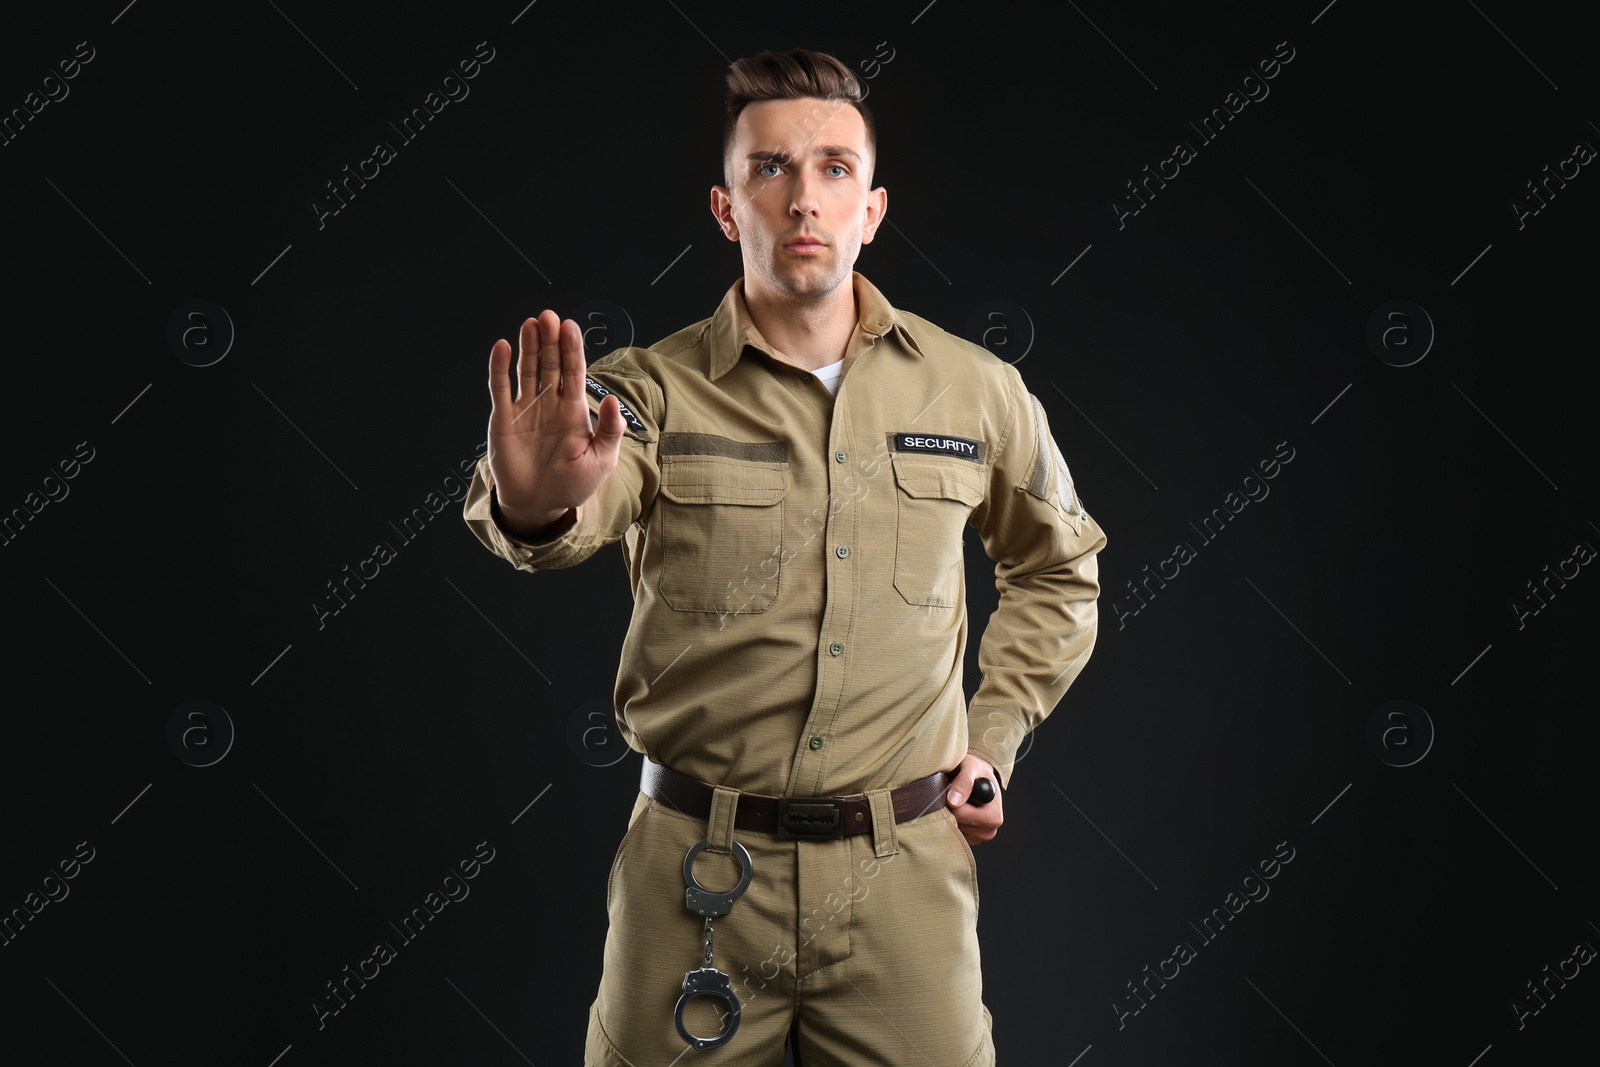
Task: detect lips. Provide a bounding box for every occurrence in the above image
[785,235,826,253]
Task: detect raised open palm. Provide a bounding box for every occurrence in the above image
[485,310,626,535]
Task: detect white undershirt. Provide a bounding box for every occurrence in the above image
[811,356,847,395]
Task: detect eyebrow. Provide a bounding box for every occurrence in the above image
[746,145,863,164]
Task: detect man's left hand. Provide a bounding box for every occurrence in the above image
[947,753,1003,846]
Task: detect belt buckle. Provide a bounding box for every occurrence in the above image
[776,797,845,839]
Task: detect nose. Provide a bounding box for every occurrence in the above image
[789,167,821,218]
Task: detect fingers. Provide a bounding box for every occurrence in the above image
[560,317,588,417]
[947,767,977,807]
[516,314,545,403]
[487,336,513,414]
[537,310,563,402]
[501,311,583,433]
[947,755,1002,844]
[948,799,1001,844]
[592,393,625,460]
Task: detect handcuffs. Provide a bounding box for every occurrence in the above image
[668,774,994,1051]
[674,837,754,1051]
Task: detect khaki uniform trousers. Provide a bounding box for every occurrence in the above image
[585,785,995,1066]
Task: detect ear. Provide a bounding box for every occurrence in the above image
[710,185,739,241]
[861,185,888,245]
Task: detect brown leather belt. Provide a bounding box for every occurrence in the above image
[640,758,952,840]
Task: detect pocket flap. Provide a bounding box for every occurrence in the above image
[659,455,788,506]
[890,453,987,505]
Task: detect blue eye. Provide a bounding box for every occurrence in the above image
[756,162,782,178]
[827,165,847,178]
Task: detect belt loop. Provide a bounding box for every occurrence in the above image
[707,786,739,854]
[865,788,899,858]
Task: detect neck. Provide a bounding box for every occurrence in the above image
[742,274,858,372]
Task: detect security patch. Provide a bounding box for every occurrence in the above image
[584,375,647,435]
[887,431,987,463]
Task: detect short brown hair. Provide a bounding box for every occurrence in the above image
[722,49,876,186]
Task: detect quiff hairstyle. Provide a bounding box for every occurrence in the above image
[722,49,877,187]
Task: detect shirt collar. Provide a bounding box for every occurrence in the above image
[705,270,924,381]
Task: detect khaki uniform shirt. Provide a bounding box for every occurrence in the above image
[462,272,1106,796]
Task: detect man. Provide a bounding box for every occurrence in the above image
[463,48,1105,1066]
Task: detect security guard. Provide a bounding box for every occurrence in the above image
[462,49,1105,1067]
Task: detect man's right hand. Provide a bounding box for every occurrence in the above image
[486,309,627,539]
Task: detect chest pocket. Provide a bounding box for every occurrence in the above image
[657,450,788,614]
[890,453,987,608]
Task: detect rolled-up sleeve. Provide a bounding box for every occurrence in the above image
[461,352,661,573]
[964,365,1107,789]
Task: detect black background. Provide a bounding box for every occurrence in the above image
[2,1,1595,1064]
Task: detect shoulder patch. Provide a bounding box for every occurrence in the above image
[584,375,648,436]
[1023,394,1082,516]
[1049,435,1081,516]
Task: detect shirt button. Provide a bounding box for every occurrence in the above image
[809,736,825,750]
[835,450,847,463]
[800,373,812,383]
[829,641,844,656]
[836,544,850,558]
